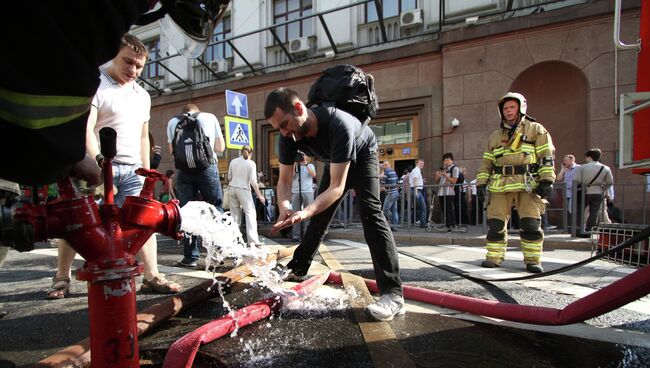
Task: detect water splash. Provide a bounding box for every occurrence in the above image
[281,286,355,316]
[179,201,352,344]
[179,201,265,268]
[179,201,295,295]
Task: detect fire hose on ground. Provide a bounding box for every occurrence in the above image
[34,247,296,368]
[327,264,650,325]
[162,271,330,368]
[398,225,650,283]
[163,261,649,367]
[35,229,650,366]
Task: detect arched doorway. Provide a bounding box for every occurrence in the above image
[511,61,589,163]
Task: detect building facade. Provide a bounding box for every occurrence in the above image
[134,0,644,197]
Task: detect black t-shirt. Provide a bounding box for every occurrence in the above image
[279,106,377,165]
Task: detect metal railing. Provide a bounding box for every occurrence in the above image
[245,180,650,238]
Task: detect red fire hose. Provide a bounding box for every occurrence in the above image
[162,271,330,368]
[327,265,650,325]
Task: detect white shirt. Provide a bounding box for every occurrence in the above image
[228,156,258,189]
[470,179,477,195]
[410,166,423,190]
[166,111,223,162]
[92,67,151,165]
[438,165,459,196]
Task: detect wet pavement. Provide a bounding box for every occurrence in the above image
[1,226,649,367]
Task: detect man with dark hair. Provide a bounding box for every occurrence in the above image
[264,87,404,321]
[574,148,613,237]
[475,92,556,273]
[434,152,461,231]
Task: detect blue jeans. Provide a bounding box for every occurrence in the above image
[382,190,399,224]
[110,163,144,207]
[414,190,426,227]
[176,164,220,262]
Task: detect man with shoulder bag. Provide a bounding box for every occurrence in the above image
[166,103,225,268]
[573,148,613,237]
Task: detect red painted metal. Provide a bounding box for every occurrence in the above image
[35,247,298,368]
[327,266,650,325]
[12,157,182,368]
[163,271,330,368]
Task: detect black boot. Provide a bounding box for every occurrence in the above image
[526,264,544,273]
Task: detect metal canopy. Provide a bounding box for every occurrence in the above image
[139,0,576,95]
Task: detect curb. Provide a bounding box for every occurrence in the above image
[325,229,593,251]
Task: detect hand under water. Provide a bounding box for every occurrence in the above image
[271,210,309,234]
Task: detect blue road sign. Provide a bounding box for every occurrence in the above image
[225,90,249,118]
[225,116,253,149]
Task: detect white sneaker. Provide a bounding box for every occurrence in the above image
[365,293,406,321]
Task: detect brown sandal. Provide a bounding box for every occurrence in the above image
[140,275,182,294]
[46,276,71,299]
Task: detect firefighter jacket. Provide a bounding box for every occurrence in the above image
[476,116,556,193]
[0,1,149,185]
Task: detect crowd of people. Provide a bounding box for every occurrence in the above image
[0,10,621,320]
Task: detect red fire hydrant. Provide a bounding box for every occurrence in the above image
[13,128,182,367]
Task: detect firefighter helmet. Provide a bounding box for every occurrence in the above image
[497,92,527,120]
[138,0,230,58]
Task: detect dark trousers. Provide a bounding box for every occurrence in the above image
[287,148,402,296]
[584,193,604,232]
[176,164,220,262]
[456,192,469,224]
[441,195,456,228]
[471,194,484,225]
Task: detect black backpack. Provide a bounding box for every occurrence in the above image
[172,112,214,172]
[307,64,379,125]
[450,165,465,196]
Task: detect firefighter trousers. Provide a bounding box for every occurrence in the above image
[485,191,546,265]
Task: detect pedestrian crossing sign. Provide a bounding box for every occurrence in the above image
[225,116,253,149]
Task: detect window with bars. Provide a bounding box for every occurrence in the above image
[365,0,417,23]
[144,39,162,79]
[203,15,232,62]
[273,0,313,43]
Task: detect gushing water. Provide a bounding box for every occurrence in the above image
[179,201,291,297]
[179,201,353,354]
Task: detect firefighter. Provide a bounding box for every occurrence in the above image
[475,92,556,273]
[0,0,229,186]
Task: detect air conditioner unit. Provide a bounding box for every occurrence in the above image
[400,9,423,28]
[288,36,310,55]
[209,60,229,76]
[152,79,165,89]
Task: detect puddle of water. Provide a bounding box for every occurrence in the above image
[179,201,356,345]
